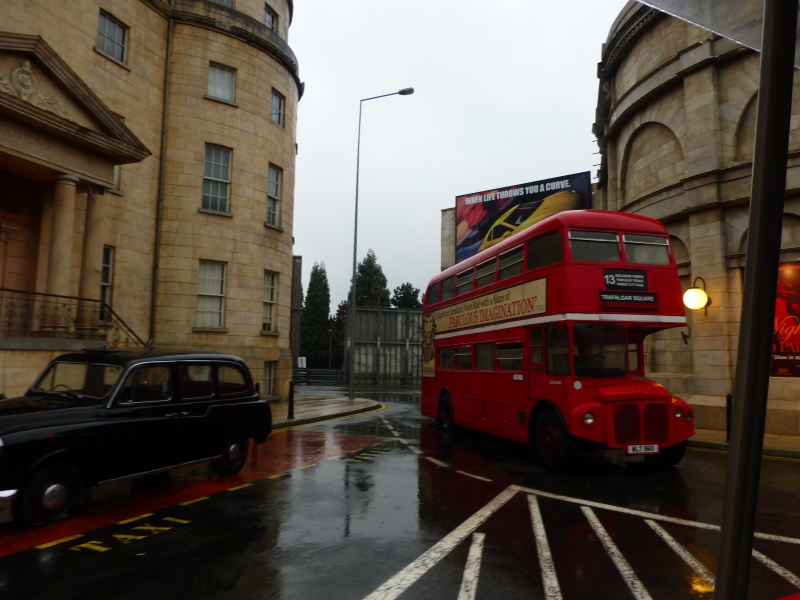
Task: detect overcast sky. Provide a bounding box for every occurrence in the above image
[289,0,631,313]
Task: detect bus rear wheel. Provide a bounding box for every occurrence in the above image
[534,410,572,471]
[438,394,454,431]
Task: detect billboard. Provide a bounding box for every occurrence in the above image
[454,172,591,263]
[771,263,800,377]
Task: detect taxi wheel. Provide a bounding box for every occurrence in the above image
[438,394,454,431]
[211,438,249,476]
[647,440,687,467]
[534,411,573,472]
[12,462,85,528]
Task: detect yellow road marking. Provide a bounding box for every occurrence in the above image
[36,534,83,549]
[117,513,154,525]
[179,497,209,506]
[227,483,252,491]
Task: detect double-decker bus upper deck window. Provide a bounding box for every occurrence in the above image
[568,230,620,262]
[440,347,453,370]
[426,282,440,306]
[527,231,563,270]
[456,269,474,296]
[475,260,496,288]
[475,343,495,370]
[441,277,455,301]
[498,247,524,280]
[454,347,472,370]
[497,342,523,370]
[572,323,627,378]
[623,234,671,265]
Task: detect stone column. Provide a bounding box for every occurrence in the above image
[78,191,106,330]
[78,191,105,301]
[45,174,79,297]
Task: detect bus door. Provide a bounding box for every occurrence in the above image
[528,324,571,416]
[491,340,527,439]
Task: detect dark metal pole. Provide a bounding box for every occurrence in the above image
[715,1,798,597]
[347,88,414,400]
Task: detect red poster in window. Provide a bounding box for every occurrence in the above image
[771,263,800,377]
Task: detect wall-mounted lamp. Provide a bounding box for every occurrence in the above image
[683,276,712,316]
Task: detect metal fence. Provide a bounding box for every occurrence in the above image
[0,287,146,348]
[349,307,421,387]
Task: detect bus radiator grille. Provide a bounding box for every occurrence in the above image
[643,404,669,443]
[614,405,640,444]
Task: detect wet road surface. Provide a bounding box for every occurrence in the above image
[2,387,800,599]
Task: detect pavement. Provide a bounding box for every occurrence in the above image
[270,392,800,459]
[271,393,383,429]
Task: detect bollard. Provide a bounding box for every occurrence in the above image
[726,393,732,443]
[288,380,295,420]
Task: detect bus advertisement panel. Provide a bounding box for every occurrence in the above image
[455,171,591,263]
[422,210,694,471]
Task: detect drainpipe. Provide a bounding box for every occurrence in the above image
[150,1,175,343]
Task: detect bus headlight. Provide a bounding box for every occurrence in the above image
[685,412,693,422]
[583,412,595,426]
[674,408,683,419]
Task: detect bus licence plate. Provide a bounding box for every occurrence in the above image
[628,444,659,455]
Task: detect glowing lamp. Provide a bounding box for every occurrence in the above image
[683,277,711,315]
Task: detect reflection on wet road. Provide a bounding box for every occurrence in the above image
[1,386,799,599]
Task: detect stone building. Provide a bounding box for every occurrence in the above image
[593,1,800,434]
[0,0,302,399]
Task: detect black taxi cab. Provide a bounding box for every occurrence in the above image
[0,349,272,527]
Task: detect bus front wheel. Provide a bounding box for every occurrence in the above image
[534,410,572,471]
[438,394,454,431]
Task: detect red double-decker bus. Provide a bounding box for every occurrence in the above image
[421,210,694,470]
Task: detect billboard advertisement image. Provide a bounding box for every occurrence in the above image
[455,171,591,263]
[771,262,800,377]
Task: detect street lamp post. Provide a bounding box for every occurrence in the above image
[348,87,414,400]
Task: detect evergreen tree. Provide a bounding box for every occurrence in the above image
[350,249,391,308]
[300,262,332,368]
[329,300,348,369]
[391,283,422,309]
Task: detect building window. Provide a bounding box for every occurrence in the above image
[270,89,285,126]
[207,63,236,103]
[100,246,115,320]
[203,144,231,213]
[263,361,275,396]
[197,261,226,328]
[267,164,282,226]
[263,271,277,331]
[264,4,278,30]
[96,11,128,63]
[214,0,234,7]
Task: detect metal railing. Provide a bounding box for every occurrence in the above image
[0,287,146,348]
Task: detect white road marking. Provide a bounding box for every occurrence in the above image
[457,533,485,600]
[528,495,562,600]
[582,506,653,600]
[753,549,800,589]
[645,519,715,588]
[455,470,492,482]
[363,483,800,600]
[425,457,449,468]
[362,487,518,600]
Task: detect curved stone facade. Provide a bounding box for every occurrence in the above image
[0,0,301,399]
[594,1,800,434]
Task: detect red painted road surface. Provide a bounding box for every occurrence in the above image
[0,429,388,558]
